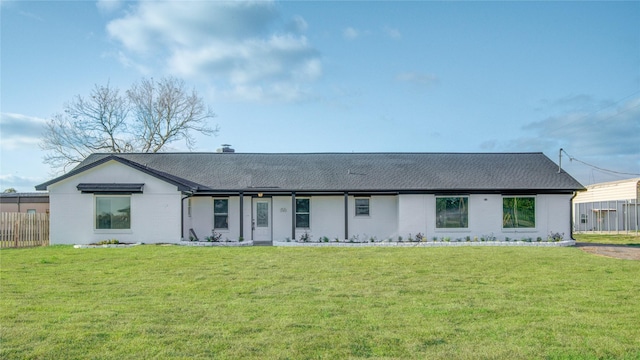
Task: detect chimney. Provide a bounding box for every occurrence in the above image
[216,144,235,153]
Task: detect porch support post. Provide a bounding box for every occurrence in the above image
[344,192,349,240]
[239,192,244,239]
[291,192,296,240]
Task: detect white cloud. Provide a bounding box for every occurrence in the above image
[106,1,320,102]
[96,0,122,13]
[0,113,46,150]
[343,27,359,40]
[523,96,640,157]
[383,26,401,39]
[0,174,45,192]
[480,96,640,184]
[395,72,439,87]
[108,50,151,74]
[288,15,308,33]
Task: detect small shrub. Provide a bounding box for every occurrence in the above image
[481,233,496,242]
[505,237,510,242]
[299,232,311,242]
[537,237,543,242]
[206,231,222,242]
[96,239,119,245]
[416,233,424,242]
[322,236,329,243]
[465,236,471,242]
[548,232,564,242]
[398,236,403,242]
[432,237,438,242]
[238,237,244,242]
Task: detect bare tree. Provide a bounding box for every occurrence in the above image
[41,77,217,173]
[128,77,217,153]
[41,83,130,172]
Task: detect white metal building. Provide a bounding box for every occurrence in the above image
[573,178,640,234]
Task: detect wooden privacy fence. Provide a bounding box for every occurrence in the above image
[0,213,49,248]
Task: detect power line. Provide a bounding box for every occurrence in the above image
[561,149,640,177]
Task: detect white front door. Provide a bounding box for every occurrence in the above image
[252,198,272,241]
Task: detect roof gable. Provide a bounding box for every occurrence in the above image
[35,155,198,192]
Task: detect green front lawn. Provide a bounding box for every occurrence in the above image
[1,245,639,359]
[573,233,640,245]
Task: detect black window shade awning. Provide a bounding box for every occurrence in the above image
[77,183,144,194]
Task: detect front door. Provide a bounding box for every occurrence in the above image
[252,198,272,241]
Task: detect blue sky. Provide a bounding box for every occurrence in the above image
[1,0,639,192]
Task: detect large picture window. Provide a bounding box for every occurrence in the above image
[214,199,229,229]
[96,196,131,230]
[436,197,468,228]
[503,197,535,228]
[296,198,310,228]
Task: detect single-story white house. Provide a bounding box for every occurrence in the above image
[35,152,584,245]
[573,178,639,233]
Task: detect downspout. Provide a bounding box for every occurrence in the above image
[181,193,192,241]
[239,192,244,239]
[570,191,578,241]
[344,192,349,240]
[291,192,296,240]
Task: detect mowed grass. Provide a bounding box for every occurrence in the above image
[574,233,640,246]
[1,246,639,359]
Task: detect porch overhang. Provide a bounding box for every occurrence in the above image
[77,183,145,194]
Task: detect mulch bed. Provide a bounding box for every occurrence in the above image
[575,243,640,260]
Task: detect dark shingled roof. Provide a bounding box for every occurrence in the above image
[36,152,584,194]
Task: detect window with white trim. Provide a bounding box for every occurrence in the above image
[503,197,535,228]
[355,198,370,216]
[214,199,229,229]
[96,196,131,230]
[436,196,468,228]
[295,198,310,228]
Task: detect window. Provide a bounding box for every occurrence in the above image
[214,199,228,229]
[295,198,310,228]
[26,209,36,214]
[580,213,588,224]
[503,197,535,228]
[187,198,192,217]
[436,197,468,228]
[96,196,131,230]
[355,198,370,216]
